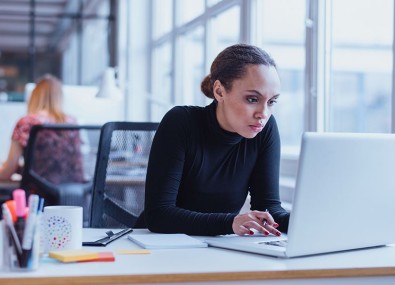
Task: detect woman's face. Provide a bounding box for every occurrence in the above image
[214,64,281,139]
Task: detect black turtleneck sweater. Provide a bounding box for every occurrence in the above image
[145,101,290,236]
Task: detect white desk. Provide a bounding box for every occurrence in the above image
[1,228,395,285]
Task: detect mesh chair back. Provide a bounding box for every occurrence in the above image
[89,122,159,228]
[20,124,101,225]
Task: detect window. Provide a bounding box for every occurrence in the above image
[328,0,393,133]
[124,0,395,141]
[149,0,241,119]
[62,1,111,85]
[152,0,173,39]
[151,42,172,121]
[207,5,240,65]
[120,0,395,205]
[176,0,204,26]
[176,26,205,105]
[207,0,223,7]
[254,0,306,149]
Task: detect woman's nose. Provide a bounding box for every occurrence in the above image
[256,106,270,121]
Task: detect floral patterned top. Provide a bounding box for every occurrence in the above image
[12,113,77,147]
[11,113,84,188]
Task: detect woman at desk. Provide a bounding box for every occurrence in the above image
[145,44,290,236]
[0,74,77,180]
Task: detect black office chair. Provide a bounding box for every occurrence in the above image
[89,121,159,228]
[20,124,102,225]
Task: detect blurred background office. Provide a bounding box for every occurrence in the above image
[0,0,393,206]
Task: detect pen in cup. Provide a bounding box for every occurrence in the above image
[4,200,17,223]
[12,189,26,243]
[21,194,40,267]
[2,203,23,266]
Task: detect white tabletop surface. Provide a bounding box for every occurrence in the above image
[1,228,395,284]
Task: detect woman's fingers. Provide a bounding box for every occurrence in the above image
[233,224,252,236]
[261,222,281,236]
[233,210,282,236]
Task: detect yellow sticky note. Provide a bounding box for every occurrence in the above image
[49,250,99,262]
[116,249,151,255]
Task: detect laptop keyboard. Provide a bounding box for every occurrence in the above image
[258,240,288,247]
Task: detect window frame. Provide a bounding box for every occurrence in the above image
[118,0,395,206]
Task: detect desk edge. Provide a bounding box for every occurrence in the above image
[2,267,395,285]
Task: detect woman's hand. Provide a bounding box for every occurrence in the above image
[232,210,282,236]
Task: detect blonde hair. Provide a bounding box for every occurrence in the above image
[27,74,66,123]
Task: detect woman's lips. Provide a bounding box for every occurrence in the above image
[249,124,264,132]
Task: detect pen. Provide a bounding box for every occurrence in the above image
[12,189,26,244]
[37,197,44,213]
[263,209,269,227]
[4,200,17,223]
[82,228,133,246]
[29,209,43,269]
[21,194,39,267]
[2,203,23,265]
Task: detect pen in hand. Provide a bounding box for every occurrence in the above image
[263,209,268,227]
[262,209,281,236]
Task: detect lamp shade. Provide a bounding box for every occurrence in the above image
[96,67,123,99]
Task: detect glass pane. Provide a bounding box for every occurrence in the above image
[152,0,173,39]
[255,0,306,148]
[176,0,205,25]
[207,0,222,6]
[62,33,79,84]
[329,0,393,133]
[81,19,109,84]
[207,5,240,65]
[151,42,172,121]
[176,26,205,106]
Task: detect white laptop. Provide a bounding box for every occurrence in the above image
[205,132,395,258]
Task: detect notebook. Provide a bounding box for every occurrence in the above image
[205,132,395,258]
[128,233,208,249]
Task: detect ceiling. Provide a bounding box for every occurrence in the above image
[0,0,85,53]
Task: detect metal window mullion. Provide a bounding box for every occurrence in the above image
[305,0,330,132]
[305,0,317,132]
[148,0,154,120]
[171,0,177,106]
[392,0,395,133]
[322,0,332,132]
[240,0,249,43]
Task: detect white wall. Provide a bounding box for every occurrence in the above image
[0,102,26,162]
[25,83,124,126]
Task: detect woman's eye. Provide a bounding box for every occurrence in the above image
[268,99,278,106]
[246,97,258,103]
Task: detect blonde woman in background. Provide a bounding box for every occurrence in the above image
[0,74,77,180]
